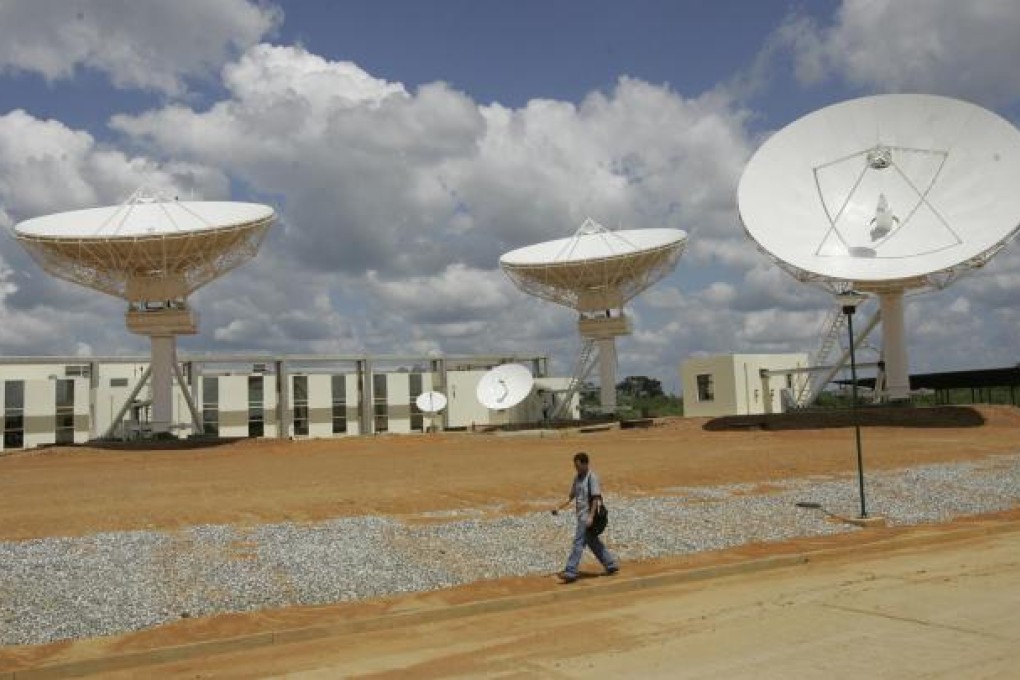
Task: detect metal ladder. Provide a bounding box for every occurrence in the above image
[553,339,598,420]
[795,307,846,406]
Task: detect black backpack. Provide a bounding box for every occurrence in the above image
[587,475,609,535]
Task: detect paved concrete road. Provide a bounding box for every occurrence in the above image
[106,530,1020,679]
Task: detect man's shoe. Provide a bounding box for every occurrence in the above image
[605,566,619,576]
[556,572,577,584]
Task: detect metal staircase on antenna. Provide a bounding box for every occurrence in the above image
[797,300,882,408]
[794,306,846,406]
[552,339,598,420]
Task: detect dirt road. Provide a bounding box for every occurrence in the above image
[86,520,1020,679]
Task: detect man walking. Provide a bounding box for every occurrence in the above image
[552,451,618,583]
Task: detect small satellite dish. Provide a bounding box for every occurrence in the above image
[738,94,1020,401]
[476,363,534,410]
[415,391,447,414]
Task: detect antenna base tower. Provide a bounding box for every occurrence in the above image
[126,306,199,336]
[578,314,631,415]
[578,314,631,339]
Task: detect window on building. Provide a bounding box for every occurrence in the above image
[4,380,24,449]
[55,379,74,409]
[292,375,309,436]
[696,374,714,402]
[55,379,75,445]
[202,376,219,436]
[110,377,129,388]
[373,373,388,433]
[248,375,264,438]
[64,365,89,378]
[331,375,347,434]
[786,374,794,390]
[409,373,424,432]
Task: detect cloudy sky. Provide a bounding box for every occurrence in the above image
[1,0,1019,393]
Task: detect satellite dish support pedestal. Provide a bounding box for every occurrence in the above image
[578,313,631,415]
[126,303,202,435]
[876,290,909,401]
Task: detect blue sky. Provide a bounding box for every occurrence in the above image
[1,0,1019,394]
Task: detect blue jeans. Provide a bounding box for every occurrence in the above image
[564,518,617,577]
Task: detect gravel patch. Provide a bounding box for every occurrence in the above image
[2,454,1019,646]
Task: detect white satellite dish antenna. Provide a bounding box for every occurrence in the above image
[14,188,275,436]
[415,391,447,414]
[415,391,447,433]
[501,217,686,415]
[476,363,534,410]
[739,94,1020,400]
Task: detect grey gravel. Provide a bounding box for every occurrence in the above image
[2,453,1019,646]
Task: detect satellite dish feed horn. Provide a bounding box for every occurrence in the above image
[869,194,899,241]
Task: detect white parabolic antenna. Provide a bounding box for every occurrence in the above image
[476,363,534,410]
[13,189,276,436]
[415,391,448,414]
[738,94,1020,400]
[500,218,687,414]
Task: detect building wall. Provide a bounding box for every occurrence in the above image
[442,372,577,428]
[445,370,490,429]
[206,374,278,439]
[682,355,738,418]
[288,373,364,438]
[305,374,333,438]
[681,354,809,418]
[0,356,563,450]
[0,364,92,449]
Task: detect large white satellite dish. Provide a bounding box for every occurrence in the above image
[739,94,1020,400]
[415,391,447,414]
[476,363,534,410]
[14,188,275,436]
[501,218,687,415]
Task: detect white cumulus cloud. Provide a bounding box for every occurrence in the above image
[777,0,1020,106]
[0,0,281,95]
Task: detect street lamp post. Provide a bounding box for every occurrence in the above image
[838,291,869,519]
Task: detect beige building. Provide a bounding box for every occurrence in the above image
[681,353,810,418]
[0,354,577,451]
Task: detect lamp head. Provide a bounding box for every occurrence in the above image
[835,290,867,314]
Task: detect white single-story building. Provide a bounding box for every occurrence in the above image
[0,353,577,451]
[680,353,811,418]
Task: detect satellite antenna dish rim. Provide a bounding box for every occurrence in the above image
[12,198,277,302]
[738,93,1020,288]
[475,363,534,411]
[499,226,687,268]
[415,391,448,415]
[13,200,276,240]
